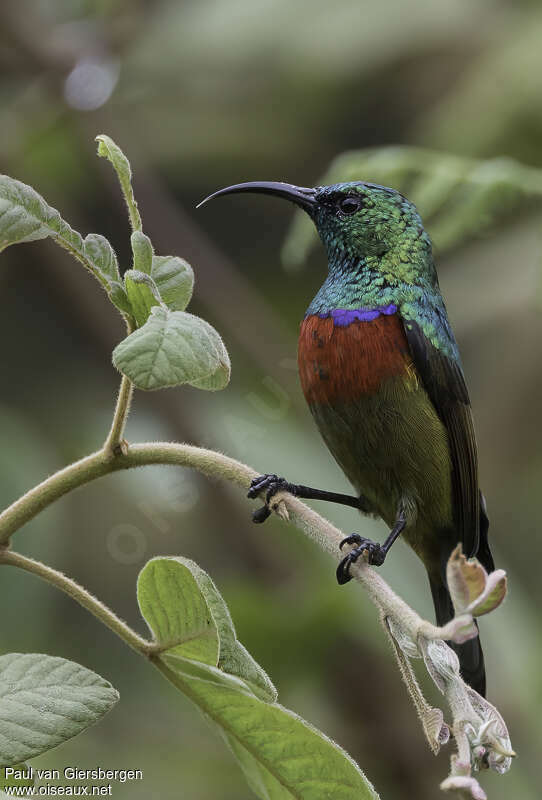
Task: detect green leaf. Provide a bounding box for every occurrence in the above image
[151,255,194,311]
[138,558,377,798]
[0,653,118,766]
[159,655,378,800]
[138,557,276,701]
[0,176,89,262]
[124,269,162,328]
[0,764,34,792]
[282,147,542,268]
[109,283,133,316]
[185,561,276,702]
[137,557,219,665]
[0,175,128,314]
[82,233,131,316]
[138,557,376,798]
[96,135,142,232]
[0,177,61,250]
[131,231,153,275]
[82,233,120,284]
[189,361,231,391]
[112,306,230,391]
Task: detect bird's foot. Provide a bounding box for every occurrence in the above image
[247,474,295,523]
[247,473,293,501]
[336,534,386,584]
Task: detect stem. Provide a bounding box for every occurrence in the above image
[0,451,112,545]
[275,491,426,633]
[0,443,256,545]
[0,549,154,656]
[103,318,135,458]
[0,440,428,633]
[382,614,448,756]
[0,441,427,637]
[0,437,513,793]
[103,374,134,457]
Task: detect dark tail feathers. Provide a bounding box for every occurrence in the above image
[429,578,486,697]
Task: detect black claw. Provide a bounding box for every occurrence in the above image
[247,473,279,499]
[339,533,363,551]
[336,555,355,584]
[247,474,293,525]
[368,546,386,567]
[336,537,386,583]
[266,485,283,504]
[252,505,272,524]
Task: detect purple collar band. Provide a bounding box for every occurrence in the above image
[319,304,397,326]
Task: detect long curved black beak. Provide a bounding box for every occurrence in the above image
[196,181,317,212]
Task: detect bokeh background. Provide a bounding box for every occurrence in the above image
[1,1,541,798]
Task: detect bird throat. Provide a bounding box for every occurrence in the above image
[305,254,398,319]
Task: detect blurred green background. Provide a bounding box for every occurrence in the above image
[1,1,541,798]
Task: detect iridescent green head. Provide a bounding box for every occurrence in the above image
[198,180,434,287]
[199,180,455,357]
[308,182,431,268]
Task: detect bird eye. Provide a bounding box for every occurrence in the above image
[338,195,361,215]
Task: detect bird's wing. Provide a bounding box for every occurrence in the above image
[402,316,480,558]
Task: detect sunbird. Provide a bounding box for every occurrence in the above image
[198,180,494,696]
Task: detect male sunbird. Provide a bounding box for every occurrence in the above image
[198,180,494,696]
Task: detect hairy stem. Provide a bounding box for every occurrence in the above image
[0,438,512,793]
[103,319,135,457]
[0,443,256,545]
[0,442,428,637]
[0,451,113,545]
[0,549,154,656]
[103,374,134,457]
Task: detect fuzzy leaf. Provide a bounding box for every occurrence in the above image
[421,708,450,755]
[0,175,127,313]
[447,545,508,618]
[420,638,461,694]
[0,176,72,252]
[282,147,542,268]
[82,233,131,315]
[159,654,378,800]
[447,545,487,614]
[112,306,230,391]
[189,361,231,391]
[131,231,153,275]
[151,255,194,311]
[0,653,118,766]
[467,570,507,616]
[96,134,141,231]
[465,687,515,770]
[124,269,162,328]
[138,558,377,799]
[138,557,275,701]
[138,557,219,664]
[109,282,133,315]
[82,233,120,284]
[180,558,275,701]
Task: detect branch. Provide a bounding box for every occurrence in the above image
[103,374,134,457]
[0,441,514,798]
[0,549,155,657]
[103,318,135,458]
[0,442,255,545]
